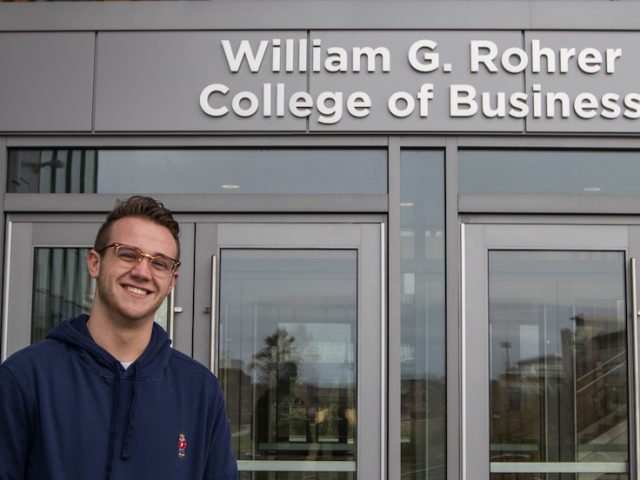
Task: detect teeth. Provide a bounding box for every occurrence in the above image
[127,286,147,295]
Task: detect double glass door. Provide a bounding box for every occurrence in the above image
[2,216,384,480]
[463,223,638,480]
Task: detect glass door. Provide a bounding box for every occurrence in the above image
[194,222,384,480]
[463,223,636,480]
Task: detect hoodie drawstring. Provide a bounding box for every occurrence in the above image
[105,362,139,477]
[106,365,122,479]
[120,363,139,460]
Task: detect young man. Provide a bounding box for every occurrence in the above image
[0,196,238,479]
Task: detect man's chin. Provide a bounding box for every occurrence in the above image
[114,309,157,327]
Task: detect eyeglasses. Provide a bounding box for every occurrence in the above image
[96,243,181,273]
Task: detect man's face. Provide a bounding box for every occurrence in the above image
[87,216,179,327]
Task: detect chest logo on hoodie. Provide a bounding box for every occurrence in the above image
[178,433,187,458]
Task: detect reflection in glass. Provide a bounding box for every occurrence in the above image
[32,248,93,342]
[8,150,97,194]
[489,251,629,479]
[400,150,446,480]
[218,249,357,479]
[8,149,387,195]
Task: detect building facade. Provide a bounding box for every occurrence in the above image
[1,1,639,479]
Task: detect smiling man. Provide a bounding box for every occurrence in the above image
[0,196,238,480]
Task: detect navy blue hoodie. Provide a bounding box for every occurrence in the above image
[0,315,238,480]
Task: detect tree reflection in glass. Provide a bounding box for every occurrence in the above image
[218,249,357,480]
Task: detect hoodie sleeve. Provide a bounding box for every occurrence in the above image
[203,384,238,480]
[0,364,32,479]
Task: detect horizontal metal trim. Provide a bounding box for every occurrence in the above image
[457,136,640,149]
[3,193,388,214]
[5,135,390,148]
[459,194,640,215]
[490,462,628,474]
[237,460,356,472]
[2,1,640,31]
[0,2,526,31]
[8,135,640,150]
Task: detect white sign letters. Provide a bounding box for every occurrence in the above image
[199,36,640,125]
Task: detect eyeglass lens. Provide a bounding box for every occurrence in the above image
[115,245,176,272]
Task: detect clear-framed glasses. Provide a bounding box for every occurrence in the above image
[96,243,181,274]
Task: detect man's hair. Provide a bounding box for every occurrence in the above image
[94,196,180,259]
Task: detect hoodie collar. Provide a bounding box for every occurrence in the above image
[46,314,172,379]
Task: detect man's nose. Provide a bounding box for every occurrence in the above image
[129,256,154,278]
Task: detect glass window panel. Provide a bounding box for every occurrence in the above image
[32,247,93,342]
[8,150,98,194]
[8,149,387,195]
[399,149,446,480]
[459,149,640,196]
[488,250,629,479]
[218,249,357,479]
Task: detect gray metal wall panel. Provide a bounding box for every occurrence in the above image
[0,2,532,32]
[3,2,640,32]
[94,31,307,132]
[524,31,640,133]
[2,7,640,134]
[0,33,94,132]
[528,1,640,30]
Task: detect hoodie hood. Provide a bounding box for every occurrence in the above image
[46,314,172,471]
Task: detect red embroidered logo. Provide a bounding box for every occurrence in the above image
[178,433,187,458]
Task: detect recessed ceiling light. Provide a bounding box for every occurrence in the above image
[583,186,602,192]
[222,184,240,190]
[400,202,414,207]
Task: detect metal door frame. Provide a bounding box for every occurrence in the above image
[194,220,386,480]
[461,221,638,480]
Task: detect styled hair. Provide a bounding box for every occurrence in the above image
[93,196,180,259]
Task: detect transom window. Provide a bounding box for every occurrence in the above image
[7,149,387,195]
[459,149,640,196]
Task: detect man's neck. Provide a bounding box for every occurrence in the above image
[86,313,153,364]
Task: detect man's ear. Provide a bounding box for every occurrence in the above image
[168,270,179,295]
[87,249,101,279]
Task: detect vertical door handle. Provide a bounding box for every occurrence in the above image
[631,258,640,476]
[210,255,218,373]
[167,290,175,342]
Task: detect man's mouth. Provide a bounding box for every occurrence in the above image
[126,286,149,296]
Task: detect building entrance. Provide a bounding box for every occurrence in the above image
[1,215,385,480]
[462,223,637,480]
